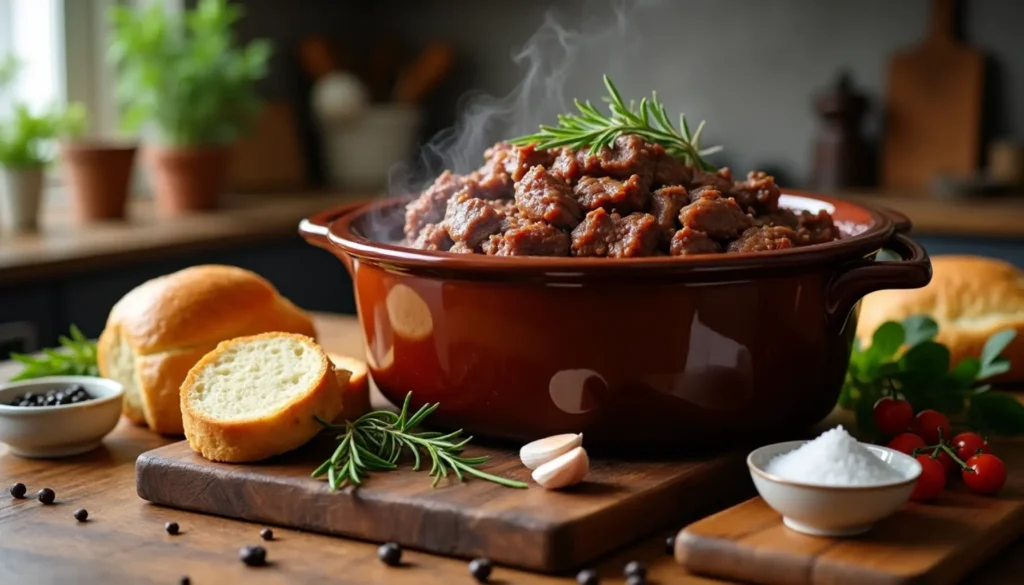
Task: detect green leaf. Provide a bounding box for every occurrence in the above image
[968,392,1024,436]
[902,315,939,347]
[979,357,1012,381]
[950,357,982,387]
[981,329,1017,367]
[900,341,950,379]
[869,321,905,360]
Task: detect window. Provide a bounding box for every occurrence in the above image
[0,0,64,115]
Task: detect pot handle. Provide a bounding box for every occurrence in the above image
[827,232,932,332]
[298,202,366,252]
[876,205,913,234]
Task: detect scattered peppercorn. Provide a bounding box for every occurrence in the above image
[626,576,646,585]
[9,483,26,498]
[37,488,55,504]
[165,521,180,535]
[664,534,675,555]
[260,527,274,541]
[7,385,93,407]
[240,545,267,567]
[73,508,88,522]
[624,560,646,580]
[468,558,493,582]
[179,577,190,585]
[378,542,402,566]
[576,568,599,585]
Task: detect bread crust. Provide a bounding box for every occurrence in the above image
[857,255,1024,381]
[96,265,317,434]
[181,333,348,462]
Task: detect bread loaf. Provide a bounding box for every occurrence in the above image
[857,255,1024,381]
[327,352,371,421]
[97,265,316,435]
[181,333,348,463]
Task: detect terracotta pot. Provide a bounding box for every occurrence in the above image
[60,142,137,221]
[142,145,231,216]
[299,193,932,449]
[0,167,45,232]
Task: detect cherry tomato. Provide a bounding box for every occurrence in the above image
[935,449,957,474]
[887,433,926,456]
[911,410,951,445]
[873,397,914,436]
[912,455,947,501]
[962,454,1007,495]
[952,432,990,462]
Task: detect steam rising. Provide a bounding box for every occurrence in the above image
[388,0,663,197]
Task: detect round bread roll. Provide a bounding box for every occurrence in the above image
[97,265,316,435]
[857,255,1024,381]
[181,333,347,463]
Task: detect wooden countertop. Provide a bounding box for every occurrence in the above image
[0,192,368,286]
[1,313,1021,584]
[835,192,1024,238]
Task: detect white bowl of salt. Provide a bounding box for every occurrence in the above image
[747,425,922,537]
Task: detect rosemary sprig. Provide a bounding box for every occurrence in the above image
[312,393,527,490]
[510,75,722,171]
[9,325,99,381]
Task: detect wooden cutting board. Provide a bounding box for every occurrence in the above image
[881,0,983,191]
[136,438,752,573]
[674,440,1024,585]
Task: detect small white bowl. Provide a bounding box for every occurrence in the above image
[0,376,124,458]
[748,440,922,537]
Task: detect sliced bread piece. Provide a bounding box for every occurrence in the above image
[181,333,347,463]
[327,352,372,422]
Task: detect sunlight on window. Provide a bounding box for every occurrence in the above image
[6,0,62,110]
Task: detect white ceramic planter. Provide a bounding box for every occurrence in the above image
[0,167,45,232]
[319,105,421,191]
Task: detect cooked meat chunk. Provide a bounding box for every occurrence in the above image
[485,142,556,183]
[690,167,734,192]
[571,134,657,186]
[482,221,570,256]
[728,226,799,253]
[514,165,582,229]
[732,171,781,215]
[796,209,840,245]
[652,147,691,187]
[404,171,473,240]
[571,209,659,258]
[573,174,648,213]
[448,242,475,254]
[687,185,725,203]
[650,185,689,233]
[754,209,800,229]
[469,165,513,199]
[444,193,503,249]
[678,195,753,240]
[670,227,721,256]
[550,147,583,184]
[411,223,453,251]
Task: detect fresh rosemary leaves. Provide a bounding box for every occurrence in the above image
[312,393,527,489]
[511,75,722,170]
[9,325,98,381]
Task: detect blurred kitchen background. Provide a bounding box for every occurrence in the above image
[1,0,1022,355]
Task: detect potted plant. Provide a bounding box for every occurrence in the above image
[59,107,138,222]
[0,56,84,232]
[108,0,271,216]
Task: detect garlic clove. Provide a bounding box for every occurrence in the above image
[519,433,583,470]
[531,446,589,490]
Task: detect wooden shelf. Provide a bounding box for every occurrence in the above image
[834,191,1024,238]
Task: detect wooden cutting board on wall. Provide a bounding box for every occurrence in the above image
[881,0,983,192]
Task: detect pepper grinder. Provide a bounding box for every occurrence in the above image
[810,72,870,191]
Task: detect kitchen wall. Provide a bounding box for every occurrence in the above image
[229,0,1023,188]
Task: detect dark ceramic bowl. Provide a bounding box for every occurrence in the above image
[300,193,931,448]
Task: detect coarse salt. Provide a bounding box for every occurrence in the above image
[765,425,904,486]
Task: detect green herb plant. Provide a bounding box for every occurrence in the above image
[511,75,721,170]
[313,393,527,490]
[0,55,87,168]
[840,315,1024,436]
[107,0,271,146]
[9,325,98,381]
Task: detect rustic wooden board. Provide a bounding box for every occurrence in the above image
[881,0,983,191]
[136,438,750,573]
[675,441,1024,585]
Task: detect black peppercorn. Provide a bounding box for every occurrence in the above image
[626,576,646,585]
[74,508,88,522]
[260,527,274,541]
[377,542,402,566]
[576,568,599,585]
[468,558,493,582]
[165,521,180,535]
[179,577,190,585]
[664,534,676,555]
[37,488,55,505]
[9,483,26,498]
[239,545,267,567]
[624,560,646,579]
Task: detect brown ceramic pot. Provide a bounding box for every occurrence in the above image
[60,142,137,221]
[300,193,931,449]
[142,145,231,216]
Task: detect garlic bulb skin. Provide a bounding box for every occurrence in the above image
[531,446,589,490]
[519,433,583,470]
